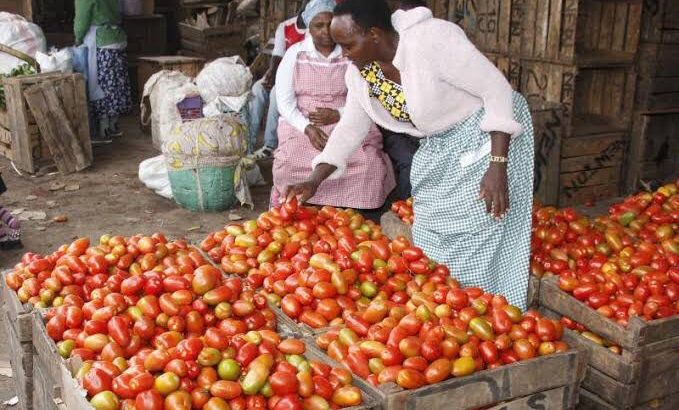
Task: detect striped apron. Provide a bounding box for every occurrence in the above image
[411,92,534,310]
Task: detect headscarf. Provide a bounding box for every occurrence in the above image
[302,0,337,27]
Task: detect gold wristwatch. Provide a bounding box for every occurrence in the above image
[490,155,508,163]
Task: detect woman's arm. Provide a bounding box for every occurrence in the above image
[74,0,94,44]
[286,69,374,202]
[275,45,310,134]
[432,23,522,138]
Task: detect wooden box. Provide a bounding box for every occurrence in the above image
[449,0,523,55]
[307,333,585,410]
[539,278,679,408]
[137,56,205,101]
[529,97,564,206]
[0,73,92,174]
[636,43,679,111]
[639,0,679,44]
[2,271,35,410]
[179,22,247,60]
[521,0,642,66]
[122,14,168,59]
[259,0,305,43]
[486,52,522,90]
[625,110,679,191]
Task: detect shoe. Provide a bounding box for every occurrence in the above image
[0,239,23,250]
[91,135,113,145]
[253,146,274,160]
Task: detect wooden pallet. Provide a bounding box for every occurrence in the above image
[307,334,585,410]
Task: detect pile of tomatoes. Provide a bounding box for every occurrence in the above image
[390,198,414,225]
[532,181,679,326]
[314,288,567,390]
[195,199,569,390]
[7,234,368,410]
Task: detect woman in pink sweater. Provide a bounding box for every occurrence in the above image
[286,0,535,310]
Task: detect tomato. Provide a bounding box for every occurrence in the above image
[451,356,476,377]
[424,358,451,385]
[135,389,163,410]
[83,368,114,397]
[210,380,242,400]
[269,370,299,395]
[513,339,537,360]
[478,340,499,364]
[164,390,192,410]
[154,372,180,396]
[90,391,120,410]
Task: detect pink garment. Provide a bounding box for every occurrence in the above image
[273,51,395,209]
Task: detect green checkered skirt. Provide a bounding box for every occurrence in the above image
[411,92,534,310]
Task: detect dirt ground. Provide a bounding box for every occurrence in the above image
[0,115,274,270]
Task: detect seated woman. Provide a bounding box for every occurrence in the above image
[272,0,395,211]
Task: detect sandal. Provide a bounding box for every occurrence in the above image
[0,227,22,250]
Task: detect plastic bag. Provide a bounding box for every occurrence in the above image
[196,56,252,107]
[0,12,46,74]
[35,48,74,74]
[139,155,173,199]
[141,70,199,149]
[71,45,88,77]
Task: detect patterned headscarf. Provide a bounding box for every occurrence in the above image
[302,0,337,27]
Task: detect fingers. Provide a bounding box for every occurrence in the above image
[284,186,298,203]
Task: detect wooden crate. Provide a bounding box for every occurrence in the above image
[259,0,305,42]
[625,110,679,191]
[122,14,168,59]
[6,309,33,410]
[136,56,205,101]
[450,0,523,55]
[1,270,34,343]
[179,22,247,60]
[640,0,679,44]
[539,276,679,353]
[521,0,642,66]
[636,43,679,111]
[530,97,564,206]
[0,73,66,173]
[307,333,585,410]
[32,356,62,410]
[520,60,636,137]
[559,131,626,206]
[485,52,522,90]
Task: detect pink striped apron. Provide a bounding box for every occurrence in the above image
[272,51,395,209]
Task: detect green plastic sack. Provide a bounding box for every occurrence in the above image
[168,166,237,212]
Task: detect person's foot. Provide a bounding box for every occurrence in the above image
[253,146,274,160]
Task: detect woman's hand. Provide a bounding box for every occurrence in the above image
[305,125,330,151]
[284,163,338,204]
[479,162,509,220]
[285,179,320,204]
[309,108,340,126]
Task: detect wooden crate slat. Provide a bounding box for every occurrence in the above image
[5,308,33,410]
[390,350,582,410]
[530,98,563,205]
[484,386,572,410]
[2,270,34,342]
[559,165,621,188]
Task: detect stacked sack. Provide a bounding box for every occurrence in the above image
[140,57,254,212]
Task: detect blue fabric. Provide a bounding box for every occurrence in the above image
[302,0,336,26]
[91,48,132,118]
[411,92,534,310]
[248,79,281,150]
